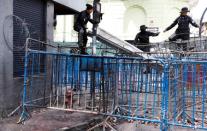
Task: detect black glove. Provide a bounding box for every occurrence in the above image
[100,13,103,20]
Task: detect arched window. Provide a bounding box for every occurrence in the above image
[123,6,147,39]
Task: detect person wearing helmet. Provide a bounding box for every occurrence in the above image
[134,25,159,52]
[74,4,98,54]
[163,7,199,51]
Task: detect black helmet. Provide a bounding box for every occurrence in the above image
[140,25,147,30]
[180,7,190,13]
[86,4,93,10]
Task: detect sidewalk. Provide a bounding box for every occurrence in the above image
[0,109,102,131]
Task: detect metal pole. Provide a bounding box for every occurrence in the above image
[199,7,207,37]
[92,0,102,55]
[18,38,30,123]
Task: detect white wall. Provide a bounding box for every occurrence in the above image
[123,5,147,39]
[53,0,89,42]
[187,0,207,36]
[53,0,86,12]
[56,0,201,42]
[54,15,78,42]
[88,0,191,42]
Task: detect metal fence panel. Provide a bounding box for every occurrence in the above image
[167,61,207,130]
[18,50,165,130]
[17,46,207,130]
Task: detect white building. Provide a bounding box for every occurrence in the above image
[86,0,199,42]
[54,0,206,43]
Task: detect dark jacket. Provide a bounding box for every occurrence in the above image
[165,15,199,35]
[134,31,159,44]
[74,10,95,32]
[134,30,159,52]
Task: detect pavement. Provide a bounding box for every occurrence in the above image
[116,122,206,131]
[0,109,102,131]
[0,109,206,131]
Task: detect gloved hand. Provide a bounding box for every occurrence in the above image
[100,13,103,20]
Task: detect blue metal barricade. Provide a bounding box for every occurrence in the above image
[167,60,207,130]
[18,49,207,131]
[18,50,166,130]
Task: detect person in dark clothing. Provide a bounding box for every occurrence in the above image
[74,4,97,54]
[134,25,159,74]
[134,25,159,52]
[163,7,199,51]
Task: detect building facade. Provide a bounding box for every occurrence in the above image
[87,0,195,42]
[54,0,207,44]
[0,0,85,117]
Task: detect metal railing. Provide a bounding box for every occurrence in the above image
[18,49,166,130]
[13,37,207,131]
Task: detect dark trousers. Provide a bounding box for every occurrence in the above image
[78,28,88,54]
[139,47,150,52]
[169,33,189,51]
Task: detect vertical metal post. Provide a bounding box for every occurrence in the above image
[192,64,196,125]
[182,64,188,124]
[199,8,207,37]
[129,60,133,116]
[92,0,102,55]
[101,57,106,112]
[63,16,66,42]
[136,60,142,116]
[18,38,30,123]
[160,64,169,131]
[115,58,119,110]
[152,61,158,118]
[201,64,206,128]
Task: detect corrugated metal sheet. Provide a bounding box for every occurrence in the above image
[89,28,153,59]
[13,0,46,77]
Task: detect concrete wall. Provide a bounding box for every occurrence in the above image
[46,0,55,51]
[0,0,14,117]
[0,0,87,118]
[0,0,56,117]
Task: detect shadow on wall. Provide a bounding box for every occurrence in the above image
[123,5,147,39]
